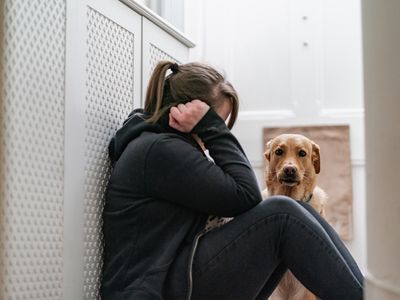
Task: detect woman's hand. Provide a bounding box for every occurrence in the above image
[169,100,210,133]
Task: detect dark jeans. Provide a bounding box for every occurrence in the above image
[165,196,364,300]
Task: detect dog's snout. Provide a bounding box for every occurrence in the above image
[283,165,297,176]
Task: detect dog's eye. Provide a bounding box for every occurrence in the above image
[275,149,283,156]
[298,150,307,157]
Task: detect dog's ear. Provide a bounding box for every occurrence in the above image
[312,143,321,174]
[264,140,272,161]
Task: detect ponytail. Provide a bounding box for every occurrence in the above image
[144,61,177,124]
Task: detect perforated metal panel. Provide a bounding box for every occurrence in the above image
[0,0,66,299]
[149,43,178,74]
[82,7,135,300]
[1,1,188,298]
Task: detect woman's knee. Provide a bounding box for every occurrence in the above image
[257,196,305,217]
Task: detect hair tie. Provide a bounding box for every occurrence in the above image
[170,63,179,74]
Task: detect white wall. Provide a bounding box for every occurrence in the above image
[185,0,366,272]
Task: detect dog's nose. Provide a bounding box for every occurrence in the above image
[283,166,297,175]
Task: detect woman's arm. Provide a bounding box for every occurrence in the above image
[144,108,262,217]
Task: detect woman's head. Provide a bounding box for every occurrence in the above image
[144,61,239,129]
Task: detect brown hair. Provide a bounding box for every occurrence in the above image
[144,61,239,129]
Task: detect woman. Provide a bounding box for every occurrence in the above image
[101,61,364,300]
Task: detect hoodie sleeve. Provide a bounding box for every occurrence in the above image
[144,108,262,217]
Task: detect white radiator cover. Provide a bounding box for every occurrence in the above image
[0,0,191,299]
[0,0,66,299]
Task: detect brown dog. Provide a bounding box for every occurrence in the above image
[262,134,327,300]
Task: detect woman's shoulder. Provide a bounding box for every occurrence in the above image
[137,131,191,144]
[117,132,199,171]
[116,131,191,167]
[147,131,196,151]
[128,131,196,154]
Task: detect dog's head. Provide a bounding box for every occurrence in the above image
[265,134,320,195]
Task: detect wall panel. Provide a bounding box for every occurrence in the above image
[0,0,66,299]
[63,1,142,299]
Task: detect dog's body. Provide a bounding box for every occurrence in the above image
[263,134,327,300]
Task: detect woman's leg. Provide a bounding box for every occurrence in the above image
[254,263,287,300]
[297,200,364,283]
[190,196,363,300]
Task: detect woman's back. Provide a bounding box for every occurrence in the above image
[101,112,208,299]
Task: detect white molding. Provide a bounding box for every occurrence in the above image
[119,0,195,48]
[250,159,365,169]
[234,109,365,168]
[237,108,364,121]
[352,158,366,167]
[238,110,296,121]
[366,272,400,296]
[319,108,364,118]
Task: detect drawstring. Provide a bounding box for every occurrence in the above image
[186,230,206,300]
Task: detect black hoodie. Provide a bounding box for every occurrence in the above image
[101,108,262,299]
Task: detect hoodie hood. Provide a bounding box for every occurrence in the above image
[108,108,196,163]
[108,109,162,163]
